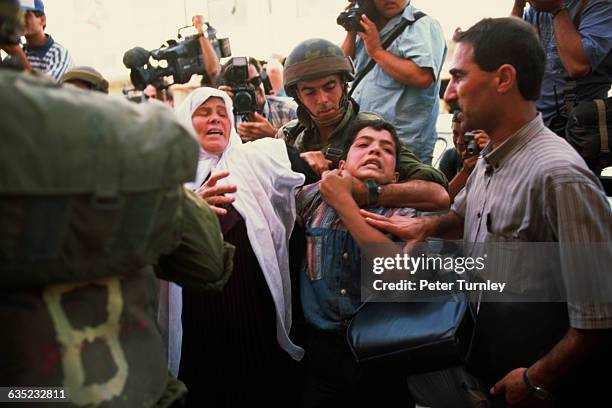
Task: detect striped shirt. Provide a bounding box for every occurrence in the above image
[234,95,297,130]
[23,35,72,82]
[452,114,612,329]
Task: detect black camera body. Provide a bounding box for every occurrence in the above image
[463,132,480,157]
[222,56,258,116]
[123,22,231,90]
[337,0,378,32]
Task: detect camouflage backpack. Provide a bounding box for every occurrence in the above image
[0,70,231,407]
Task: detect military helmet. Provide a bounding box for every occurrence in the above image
[0,0,23,45]
[61,66,109,94]
[283,38,354,96]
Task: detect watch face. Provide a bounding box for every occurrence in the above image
[533,387,550,400]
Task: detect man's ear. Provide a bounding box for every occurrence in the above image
[338,160,346,171]
[496,64,517,95]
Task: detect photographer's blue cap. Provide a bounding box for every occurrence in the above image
[20,0,45,15]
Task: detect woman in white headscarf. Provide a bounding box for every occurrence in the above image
[165,87,314,407]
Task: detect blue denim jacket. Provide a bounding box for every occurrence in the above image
[297,183,414,332]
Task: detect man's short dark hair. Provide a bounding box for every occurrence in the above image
[452,17,545,101]
[345,118,401,171]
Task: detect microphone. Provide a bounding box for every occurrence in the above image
[122,47,151,69]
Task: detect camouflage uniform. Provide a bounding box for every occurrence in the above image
[277,38,447,185]
[0,69,233,407]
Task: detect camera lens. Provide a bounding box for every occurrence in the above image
[248,76,262,88]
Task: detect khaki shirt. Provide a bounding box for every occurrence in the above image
[276,106,448,187]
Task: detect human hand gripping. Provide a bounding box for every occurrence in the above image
[358,14,383,58]
[320,168,354,210]
[218,85,235,100]
[359,210,429,243]
[300,151,332,176]
[192,14,205,33]
[237,112,277,141]
[195,170,237,216]
[461,130,488,173]
[490,367,554,407]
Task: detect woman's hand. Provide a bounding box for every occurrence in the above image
[195,170,237,216]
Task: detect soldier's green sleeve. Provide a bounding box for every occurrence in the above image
[156,188,234,291]
[398,142,448,188]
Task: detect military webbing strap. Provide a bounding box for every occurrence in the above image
[349,11,427,98]
[91,114,121,210]
[323,102,360,168]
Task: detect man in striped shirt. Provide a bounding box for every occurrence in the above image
[364,17,612,407]
[20,0,71,81]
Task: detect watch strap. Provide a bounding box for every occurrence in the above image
[523,368,551,400]
[551,4,567,18]
[364,179,380,207]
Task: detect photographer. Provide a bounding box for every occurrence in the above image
[341,0,446,165]
[143,78,174,107]
[438,110,489,202]
[511,0,611,127]
[219,57,297,142]
[19,0,72,81]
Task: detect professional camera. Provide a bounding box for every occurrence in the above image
[221,56,258,116]
[123,22,231,90]
[463,132,480,157]
[337,0,378,32]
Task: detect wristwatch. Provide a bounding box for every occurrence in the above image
[551,4,567,18]
[523,368,551,400]
[364,179,383,207]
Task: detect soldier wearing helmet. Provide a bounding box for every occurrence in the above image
[61,65,109,94]
[278,38,449,211]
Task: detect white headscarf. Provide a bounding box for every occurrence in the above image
[162,87,305,375]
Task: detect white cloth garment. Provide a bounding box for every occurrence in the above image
[162,87,305,376]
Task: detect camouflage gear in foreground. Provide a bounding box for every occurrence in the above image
[0,70,233,407]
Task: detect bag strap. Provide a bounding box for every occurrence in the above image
[564,79,577,113]
[349,11,427,97]
[594,99,609,155]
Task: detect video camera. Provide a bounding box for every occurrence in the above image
[221,56,258,117]
[337,0,378,32]
[123,22,231,90]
